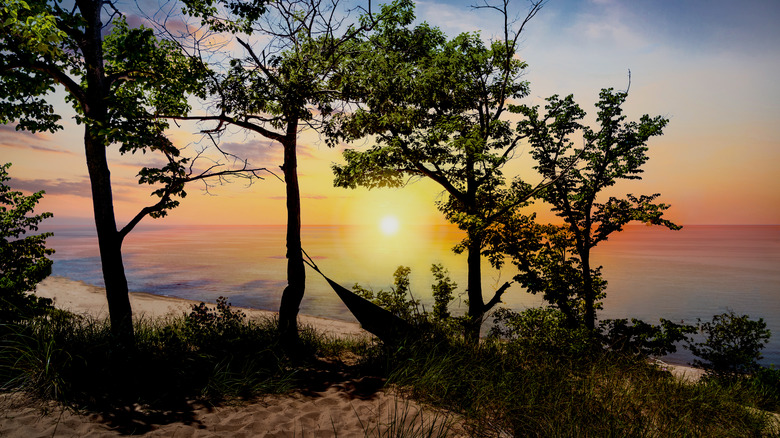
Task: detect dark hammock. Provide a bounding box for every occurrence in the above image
[302,251,413,344]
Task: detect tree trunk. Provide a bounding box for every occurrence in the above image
[79,0,134,345]
[278,127,305,342]
[84,127,134,345]
[581,250,595,331]
[465,233,485,342]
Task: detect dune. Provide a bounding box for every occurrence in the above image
[1,277,462,437]
[2,276,706,436]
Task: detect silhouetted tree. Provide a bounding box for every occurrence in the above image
[329,0,549,340]
[0,0,264,343]
[514,88,679,330]
[177,0,406,340]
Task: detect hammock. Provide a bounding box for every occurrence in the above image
[302,250,413,344]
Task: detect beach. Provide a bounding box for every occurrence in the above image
[0,276,704,437]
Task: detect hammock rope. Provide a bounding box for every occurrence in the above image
[301,249,413,343]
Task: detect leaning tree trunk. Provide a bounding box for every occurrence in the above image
[84,126,135,345]
[278,125,306,342]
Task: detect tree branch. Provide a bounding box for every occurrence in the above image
[3,61,87,106]
[163,114,287,143]
[118,164,273,241]
[484,281,512,313]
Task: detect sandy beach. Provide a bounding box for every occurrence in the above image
[0,276,704,437]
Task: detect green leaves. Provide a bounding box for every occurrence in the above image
[2,1,210,222]
[1,0,65,58]
[331,8,533,237]
[689,311,771,377]
[182,0,269,33]
[0,163,54,322]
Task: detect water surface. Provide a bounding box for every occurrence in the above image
[45,224,780,365]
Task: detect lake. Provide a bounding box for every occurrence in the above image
[44,224,780,366]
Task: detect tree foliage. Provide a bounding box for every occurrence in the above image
[0,163,54,322]
[1,0,261,341]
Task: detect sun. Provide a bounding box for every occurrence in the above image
[379,216,400,235]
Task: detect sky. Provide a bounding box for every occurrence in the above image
[2,0,779,228]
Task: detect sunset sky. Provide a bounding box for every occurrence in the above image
[3,0,779,228]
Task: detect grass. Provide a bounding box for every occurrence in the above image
[355,395,458,437]
[2,306,779,437]
[381,338,780,437]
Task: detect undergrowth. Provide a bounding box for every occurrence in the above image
[0,299,369,413]
[1,299,779,436]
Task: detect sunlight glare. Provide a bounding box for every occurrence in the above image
[379,216,400,235]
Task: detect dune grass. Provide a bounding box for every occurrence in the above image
[380,337,780,436]
[1,305,779,437]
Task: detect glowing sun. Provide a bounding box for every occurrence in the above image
[379,216,400,235]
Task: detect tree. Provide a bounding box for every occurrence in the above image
[0,163,54,322]
[329,0,547,340]
[515,88,680,330]
[688,311,771,377]
[176,0,407,340]
[1,0,262,343]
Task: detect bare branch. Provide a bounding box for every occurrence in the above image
[484,281,513,313]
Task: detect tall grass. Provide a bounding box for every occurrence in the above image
[383,337,779,437]
[0,310,321,411]
[355,395,458,438]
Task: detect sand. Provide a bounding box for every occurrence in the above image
[0,387,460,438]
[1,276,705,437]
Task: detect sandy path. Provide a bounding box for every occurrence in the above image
[0,387,462,438]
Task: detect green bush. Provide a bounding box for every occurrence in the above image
[489,307,595,357]
[352,264,465,336]
[598,317,696,357]
[688,310,771,377]
[0,162,54,323]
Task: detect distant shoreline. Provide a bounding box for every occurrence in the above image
[35,276,369,339]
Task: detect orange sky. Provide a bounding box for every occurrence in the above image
[2,0,779,227]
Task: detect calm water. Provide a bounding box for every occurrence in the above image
[43,224,780,365]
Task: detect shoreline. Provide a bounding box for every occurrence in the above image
[36,275,705,381]
[34,275,704,381]
[34,276,369,339]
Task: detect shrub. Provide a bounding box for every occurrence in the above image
[688,311,771,377]
[184,296,247,342]
[598,318,696,357]
[490,307,595,357]
[0,163,54,323]
[352,264,464,335]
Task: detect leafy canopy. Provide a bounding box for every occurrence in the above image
[1,1,207,221]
